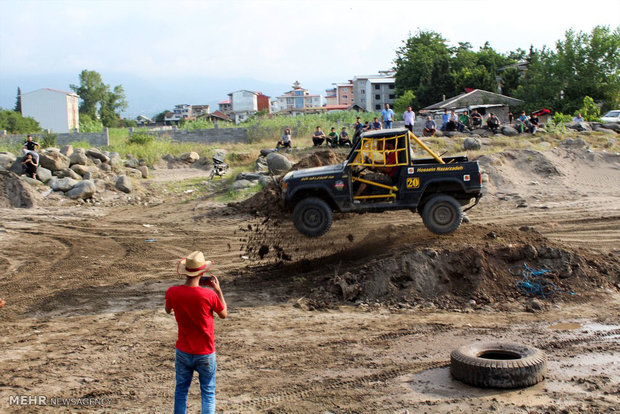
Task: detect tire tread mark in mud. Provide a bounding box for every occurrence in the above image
[536,328,620,350]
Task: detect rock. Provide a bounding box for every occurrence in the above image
[92,158,102,166]
[125,158,140,168]
[39,150,70,171]
[260,148,276,157]
[236,172,262,181]
[470,128,491,137]
[137,166,149,178]
[463,137,482,150]
[501,125,519,136]
[50,177,78,192]
[66,180,96,199]
[162,154,176,162]
[600,122,620,131]
[60,145,73,156]
[232,179,254,190]
[55,168,82,180]
[258,175,273,186]
[21,176,44,186]
[69,150,89,166]
[125,168,143,178]
[561,138,587,147]
[180,152,199,163]
[86,148,110,163]
[83,172,92,180]
[115,175,132,193]
[0,152,17,169]
[71,164,93,177]
[36,166,52,183]
[94,179,106,193]
[99,163,112,172]
[8,157,24,174]
[527,299,543,312]
[266,152,292,175]
[566,121,591,132]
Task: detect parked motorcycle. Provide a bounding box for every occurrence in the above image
[209,153,229,180]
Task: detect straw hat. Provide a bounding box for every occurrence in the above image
[177,251,213,277]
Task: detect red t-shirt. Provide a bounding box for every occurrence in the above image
[386,151,397,177]
[165,285,224,355]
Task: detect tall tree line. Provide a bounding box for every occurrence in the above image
[70,70,128,127]
[394,26,619,114]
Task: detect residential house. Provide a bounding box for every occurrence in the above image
[191,105,211,117]
[325,88,338,106]
[164,104,192,123]
[422,89,524,122]
[227,90,270,124]
[20,88,79,133]
[218,100,232,115]
[333,81,354,106]
[136,115,154,126]
[352,71,396,112]
[272,81,323,115]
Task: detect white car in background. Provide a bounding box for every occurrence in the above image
[601,110,620,123]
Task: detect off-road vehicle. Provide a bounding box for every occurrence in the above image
[281,128,483,237]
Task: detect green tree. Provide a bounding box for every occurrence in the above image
[99,85,128,127]
[0,108,41,133]
[577,96,601,121]
[14,87,22,113]
[70,70,107,119]
[393,90,416,114]
[154,111,168,123]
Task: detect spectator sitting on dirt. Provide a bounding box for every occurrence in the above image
[423,116,437,136]
[470,110,483,129]
[572,113,584,123]
[440,109,450,131]
[21,153,37,179]
[486,113,501,133]
[372,117,382,130]
[339,127,352,147]
[276,128,292,151]
[312,126,327,146]
[355,140,398,197]
[166,251,227,414]
[327,127,339,147]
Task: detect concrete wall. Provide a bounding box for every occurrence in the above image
[132,127,248,144]
[1,129,109,147]
[21,89,77,133]
[232,91,257,112]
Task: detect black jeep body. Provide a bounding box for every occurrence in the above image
[281,128,483,237]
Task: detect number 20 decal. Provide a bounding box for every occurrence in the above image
[406,177,420,189]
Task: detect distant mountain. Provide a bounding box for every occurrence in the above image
[0,72,329,118]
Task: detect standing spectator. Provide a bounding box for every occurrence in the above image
[508,112,514,124]
[327,127,340,147]
[276,128,292,152]
[423,116,437,136]
[339,127,352,147]
[165,251,227,414]
[372,117,382,130]
[21,153,37,179]
[381,103,394,129]
[353,117,364,142]
[440,109,450,131]
[572,113,584,123]
[486,113,501,133]
[312,126,326,146]
[403,106,415,132]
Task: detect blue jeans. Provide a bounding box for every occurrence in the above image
[384,120,392,129]
[174,349,216,414]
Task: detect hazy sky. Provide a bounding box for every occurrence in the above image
[0,0,618,112]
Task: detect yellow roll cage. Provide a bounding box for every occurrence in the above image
[350,131,444,201]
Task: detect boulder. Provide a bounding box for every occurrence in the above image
[54,168,82,180]
[236,172,262,181]
[50,177,78,192]
[560,138,587,147]
[60,145,73,157]
[0,152,17,169]
[137,165,149,178]
[463,137,482,151]
[601,122,620,131]
[125,168,143,178]
[86,148,110,163]
[39,150,70,172]
[471,128,491,137]
[69,150,89,166]
[180,152,200,163]
[266,152,292,175]
[232,179,254,191]
[92,158,102,166]
[66,180,96,199]
[125,158,140,168]
[162,154,176,162]
[99,163,112,172]
[71,164,97,177]
[566,121,591,132]
[94,179,106,193]
[36,166,52,183]
[8,157,24,174]
[258,175,273,186]
[21,176,44,186]
[260,148,276,157]
[115,175,132,193]
[501,126,519,136]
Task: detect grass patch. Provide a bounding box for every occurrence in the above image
[214,183,263,202]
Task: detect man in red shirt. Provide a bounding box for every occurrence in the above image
[165,251,227,414]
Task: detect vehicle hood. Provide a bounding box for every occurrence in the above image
[283,163,344,181]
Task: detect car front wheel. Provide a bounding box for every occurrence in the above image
[293,197,333,237]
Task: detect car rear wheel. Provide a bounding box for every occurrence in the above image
[422,195,462,234]
[293,197,333,237]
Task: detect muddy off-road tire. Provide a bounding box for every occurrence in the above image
[293,197,333,237]
[422,195,463,234]
[451,342,547,388]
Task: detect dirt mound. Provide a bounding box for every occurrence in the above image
[231,150,346,217]
[290,150,346,171]
[0,171,41,208]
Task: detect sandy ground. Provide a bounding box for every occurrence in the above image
[0,147,619,413]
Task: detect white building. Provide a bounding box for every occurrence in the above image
[228,90,270,124]
[353,71,396,112]
[20,88,79,133]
